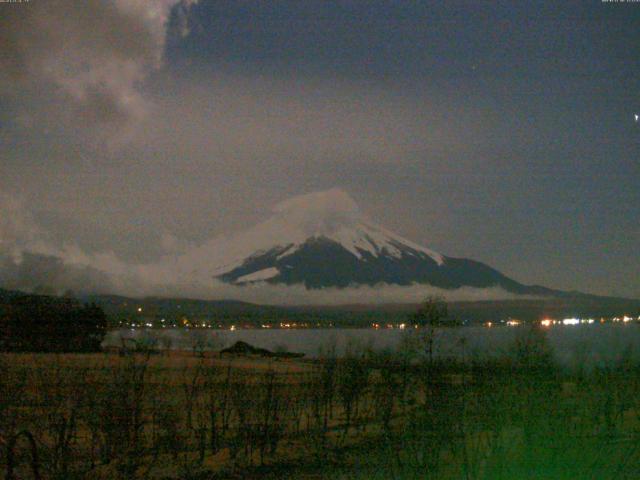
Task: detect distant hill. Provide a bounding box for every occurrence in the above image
[81,293,284,316]
[2,287,638,327]
[85,292,640,326]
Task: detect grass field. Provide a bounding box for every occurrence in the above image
[1,329,640,479]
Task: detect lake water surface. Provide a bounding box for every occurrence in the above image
[105,323,640,369]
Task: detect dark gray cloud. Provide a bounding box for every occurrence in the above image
[0,252,114,296]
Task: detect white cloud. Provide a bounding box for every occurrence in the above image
[124,278,537,306]
[0,0,198,135]
[0,192,38,254]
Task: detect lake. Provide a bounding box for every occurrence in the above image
[104,323,640,369]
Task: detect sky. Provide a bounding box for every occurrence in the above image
[0,0,638,299]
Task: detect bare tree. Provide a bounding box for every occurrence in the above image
[411,296,449,365]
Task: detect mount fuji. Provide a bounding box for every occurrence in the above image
[167,189,557,296]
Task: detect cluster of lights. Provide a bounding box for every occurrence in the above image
[480,314,639,329]
[542,316,635,326]
[544,316,640,327]
[370,323,419,329]
[562,318,580,326]
[120,310,640,331]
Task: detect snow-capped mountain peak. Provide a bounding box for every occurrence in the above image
[266,188,443,263]
[172,189,444,282]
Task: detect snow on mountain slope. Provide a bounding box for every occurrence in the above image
[170,188,444,283]
[236,267,280,283]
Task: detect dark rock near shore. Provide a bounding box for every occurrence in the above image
[220,340,304,358]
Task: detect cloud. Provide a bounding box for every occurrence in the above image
[272,188,362,236]
[0,252,114,296]
[127,71,483,179]
[0,192,42,257]
[160,232,194,255]
[0,190,132,295]
[0,0,197,135]
[128,279,537,306]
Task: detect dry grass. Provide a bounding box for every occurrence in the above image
[2,344,640,479]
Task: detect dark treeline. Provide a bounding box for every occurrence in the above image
[1,328,640,479]
[0,293,107,352]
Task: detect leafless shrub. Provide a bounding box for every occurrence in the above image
[336,348,370,443]
[93,353,150,476]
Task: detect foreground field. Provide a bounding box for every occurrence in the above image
[1,331,640,479]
